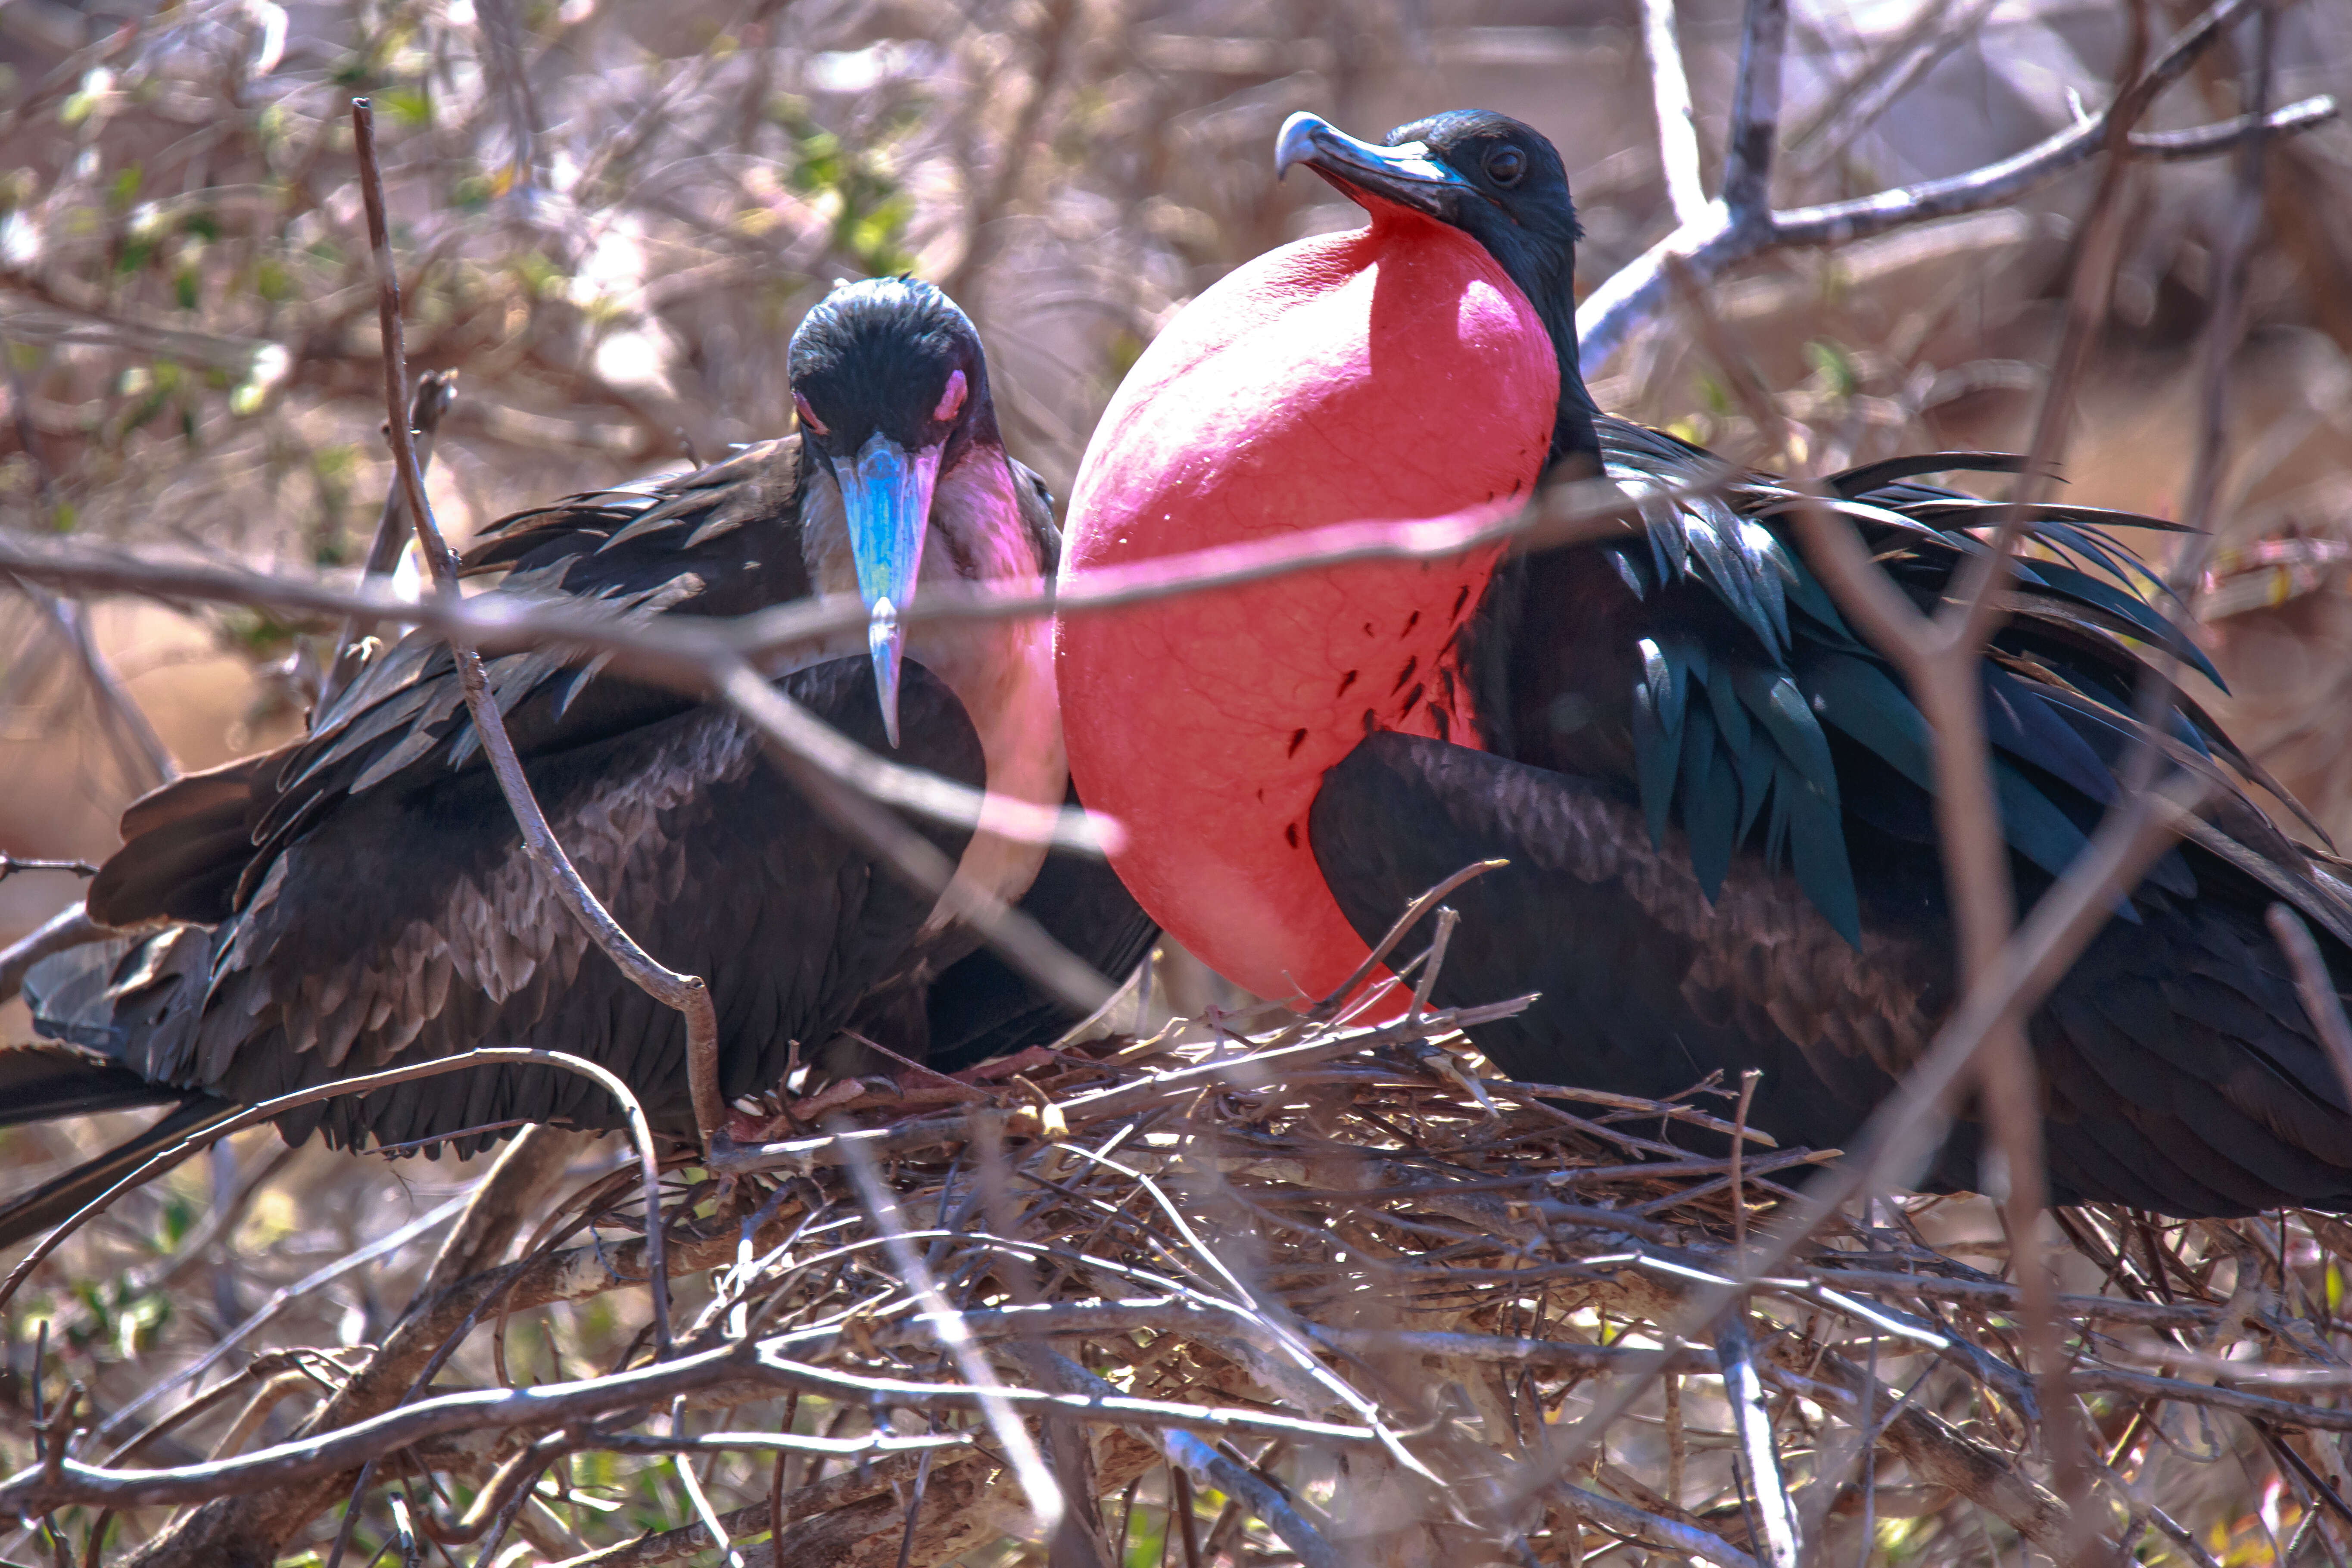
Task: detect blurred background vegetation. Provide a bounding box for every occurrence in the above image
[1,0,2350,1560]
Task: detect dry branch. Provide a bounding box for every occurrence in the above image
[352,97,729,1151]
[1577,0,2339,368]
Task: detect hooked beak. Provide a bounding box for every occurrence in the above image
[1274,111,1474,216]
[834,431,942,748]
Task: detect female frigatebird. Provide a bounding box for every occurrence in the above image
[1056,109,2352,1216]
[0,277,1151,1244]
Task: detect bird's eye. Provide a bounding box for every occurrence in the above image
[792,390,829,437]
[1485,145,1526,186]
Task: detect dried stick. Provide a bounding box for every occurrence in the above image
[1,1337,1389,1516]
[351,98,726,1150]
[0,469,1665,700]
[1719,0,1788,225]
[1551,1481,1759,1568]
[0,902,106,1007]
[839,1134,1065,1540]
[2269,905,2352,1114]
[1786,0,1988,178]
[1714,1312,1799,1568]
[717,662,1112,1014]
[1696,2,2163,1494]
[0,1046,666,1336]
[1575,0,2336,368]
[1639,0,1707,227]
[319,367,457,711]
[1506,763,2208,1528]
[0,856,98,879]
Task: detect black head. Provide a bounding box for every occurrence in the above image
[1275,109,1597,471]
[786,276,1000,477]
[784,276,1005,745]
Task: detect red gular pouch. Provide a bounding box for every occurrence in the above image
[1057,197,1558,1011]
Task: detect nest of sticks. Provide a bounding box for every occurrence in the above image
[15,933,2352,1568]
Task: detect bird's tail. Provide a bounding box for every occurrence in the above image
[0,1094,241,1252]
[1,932,237,1251]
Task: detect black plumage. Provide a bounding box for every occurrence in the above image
[1285,110,2352,1215]
[4,278,1152,1245]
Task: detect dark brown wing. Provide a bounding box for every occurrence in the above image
[1312,731,2352,1216]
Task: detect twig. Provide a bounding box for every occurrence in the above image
[1729,1068,1760,1249]
[1786,0,1988,177]
[2269,905,2352,1114]
[0,855,98,879]
[320,368,457,712]
[0,1335,1389,1515]
[1714,1312,1799,1568]
[0,1046,667,1341]
[1552,1481,1760,1568]
[1639,0,1707,227]
[839,1133,1065,1540]
[1720,0,1788,224]
[1574,0,2337,368]
[352,98,727,1153]
[0,468,1666,698]
[1510,765,2208,1527]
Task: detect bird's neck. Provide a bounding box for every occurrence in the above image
[1533,287,1602,478]
[803,448,1069,926]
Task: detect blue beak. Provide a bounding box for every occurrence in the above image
[835,432,942,748]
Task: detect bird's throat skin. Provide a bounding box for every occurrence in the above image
[806,452,1067,931]
[1059,208,1557,1005]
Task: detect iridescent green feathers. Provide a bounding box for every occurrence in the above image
[1596,416,2288,948]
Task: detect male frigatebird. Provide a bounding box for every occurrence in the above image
[0,276,1151,1245]
[1056,109,2352,1217]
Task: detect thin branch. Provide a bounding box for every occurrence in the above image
[0,903,106,1010]
[1715,1312,1799,1568]
[1574,0,2336,368]
[1786,0,1987,178]
[1639,0,1708,228]
[320,367,457,712]
[1551,1481,1760,1568]
[352,97,727,1153]
[1509,765,2209,1528]
[0,1336,1389,1516]
[839,1134,1065,1540]
[1720,0,1789,222]
[0,857,99,880]
[2269,905,2352,1116]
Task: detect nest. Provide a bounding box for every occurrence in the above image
[10,967,2352,1567]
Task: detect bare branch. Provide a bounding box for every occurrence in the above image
[1639,0,1708,228]
[0,902,106,1007]
[1786,0,1992,179]
[1575,0,2336,369]
[840,1133,1065,1540]
[1716,1312,1799,1568]
[320,368,457,713]
[1551,1481,1760,1568]
[353,98,726,1155]
[2269,904,2352,1113]
[1720,0,1789,222]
